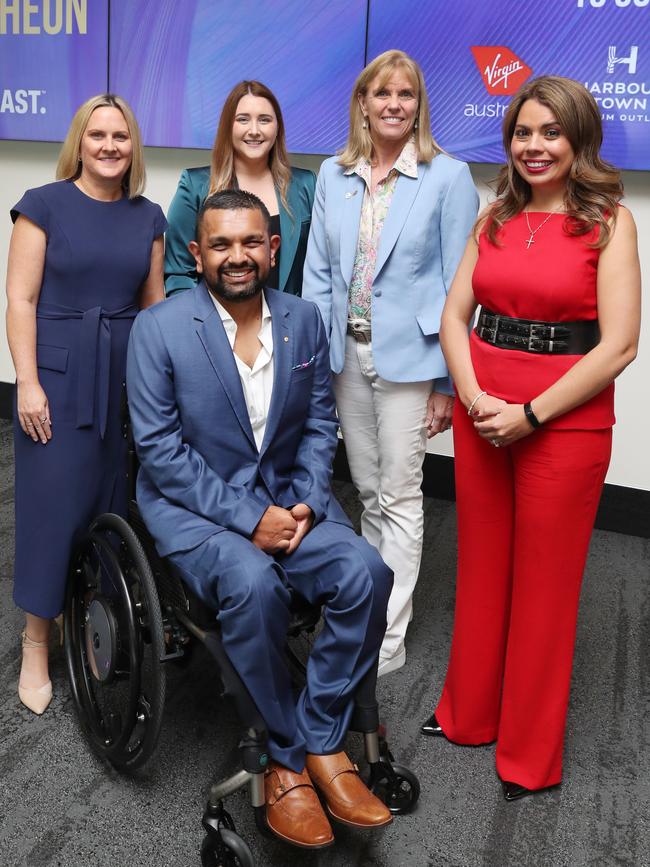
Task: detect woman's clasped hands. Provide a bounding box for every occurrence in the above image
[470,393,533,448]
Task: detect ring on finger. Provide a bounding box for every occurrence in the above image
[39,417,48,424]
[490,438,500,447]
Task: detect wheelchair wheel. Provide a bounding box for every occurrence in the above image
[368,762,420,815]
[200,829,254,867]
[64,512,166,771]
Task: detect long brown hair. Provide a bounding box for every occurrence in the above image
[486,76,623,247]
[208,81,291,213]
[338,50,441,169]
[56,94,145,198]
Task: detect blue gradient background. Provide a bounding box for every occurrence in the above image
[0,0,108,142]
[1,0,648,168]
[367,0,650,169]
[108,0,367,153]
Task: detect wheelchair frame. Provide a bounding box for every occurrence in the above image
[63,429,420,866]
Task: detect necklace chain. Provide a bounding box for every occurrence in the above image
[524,207,561,249]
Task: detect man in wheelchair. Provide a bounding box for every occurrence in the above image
[126,189,394,849]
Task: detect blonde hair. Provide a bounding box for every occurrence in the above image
[208,81,292,214]
[338,50,441,169]
[56,94,145,198]
[486,76,623,248]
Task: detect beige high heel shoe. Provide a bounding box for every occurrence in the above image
[18,631,53,715]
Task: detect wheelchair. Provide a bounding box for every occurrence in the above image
[63,427,421,865]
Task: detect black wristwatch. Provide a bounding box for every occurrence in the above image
[523,402,542,429]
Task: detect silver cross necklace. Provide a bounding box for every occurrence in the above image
[524,207,562,249]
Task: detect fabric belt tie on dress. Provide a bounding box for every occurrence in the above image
[36,301,138,438]
[476,308,600,355]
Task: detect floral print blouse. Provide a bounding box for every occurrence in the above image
[344,138,418,322]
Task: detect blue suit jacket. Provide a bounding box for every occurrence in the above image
[302,153,479,391]
[126,283,350,558]
[164,166,316,296]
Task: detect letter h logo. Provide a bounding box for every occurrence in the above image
[607,46,638,75]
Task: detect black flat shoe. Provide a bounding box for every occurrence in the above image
[502,780,559,801]
[421,713,445,737]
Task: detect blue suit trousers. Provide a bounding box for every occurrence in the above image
[169,520,393,772]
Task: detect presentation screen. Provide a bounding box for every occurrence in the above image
[1,0,648,169]
[0,0,108,143]
[108,0,367,153]
[366,0,650,170]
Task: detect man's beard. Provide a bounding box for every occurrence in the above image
[205,265,266,303]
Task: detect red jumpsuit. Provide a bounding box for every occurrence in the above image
[435,213,613,790]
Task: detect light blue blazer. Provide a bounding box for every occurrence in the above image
[302,153,479,391]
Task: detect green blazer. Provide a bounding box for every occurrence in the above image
[164,165,316,296]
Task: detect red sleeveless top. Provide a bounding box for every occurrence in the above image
[470,212,614,430]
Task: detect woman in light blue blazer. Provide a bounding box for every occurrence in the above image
[303,50,478,676]
[165,80,315,297]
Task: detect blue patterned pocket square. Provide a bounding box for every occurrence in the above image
[291,355,316,371]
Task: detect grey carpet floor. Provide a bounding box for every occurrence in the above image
[0,419,648,867]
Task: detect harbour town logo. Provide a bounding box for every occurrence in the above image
[470,46,532,96]
[585,46,648,124]
[607,46,638,75]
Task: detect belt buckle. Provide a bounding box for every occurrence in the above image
[349,322,370,343]
[527,323,549,352]
[482,313,499,344]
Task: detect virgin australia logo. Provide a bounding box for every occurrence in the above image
[471,46,532,96]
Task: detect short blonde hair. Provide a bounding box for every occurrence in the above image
[56,94,146,198]
[338,50,441,169]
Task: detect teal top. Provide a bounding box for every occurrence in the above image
[164,165,316,296]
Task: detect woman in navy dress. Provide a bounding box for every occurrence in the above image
[6,94,167,714]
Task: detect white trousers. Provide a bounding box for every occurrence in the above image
[334,335,432,659]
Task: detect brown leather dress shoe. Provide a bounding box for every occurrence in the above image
[264,762,334,849]
[306,752,393,829]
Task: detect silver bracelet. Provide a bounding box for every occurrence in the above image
[467,390,486,416]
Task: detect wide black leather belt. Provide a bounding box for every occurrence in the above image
[476,309,600,355]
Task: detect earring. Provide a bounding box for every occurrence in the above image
[414,118,419,130]
[362,116,368,129]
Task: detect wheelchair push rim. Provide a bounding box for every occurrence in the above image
[64,512,166,771]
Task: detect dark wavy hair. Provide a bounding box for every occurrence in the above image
[485,76,623,248]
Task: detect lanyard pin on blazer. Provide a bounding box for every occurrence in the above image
[345,190,358,198]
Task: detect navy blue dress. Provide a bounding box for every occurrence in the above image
[11,180,167,618]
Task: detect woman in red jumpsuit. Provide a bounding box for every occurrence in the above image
[421,76,641,799]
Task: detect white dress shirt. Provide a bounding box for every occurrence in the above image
[211,292,274,450]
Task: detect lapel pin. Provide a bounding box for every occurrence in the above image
[345,190,358,199]
[283,336,289,342]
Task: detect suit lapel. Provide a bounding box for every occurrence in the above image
[278,186,299,293]
[374,166,426,278]
[259,289,292,457]
[339,173,365,285]
[193,282,257,449]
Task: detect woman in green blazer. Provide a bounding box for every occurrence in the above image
[165,80,315,296]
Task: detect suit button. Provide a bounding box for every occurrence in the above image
[374,290,381,297]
